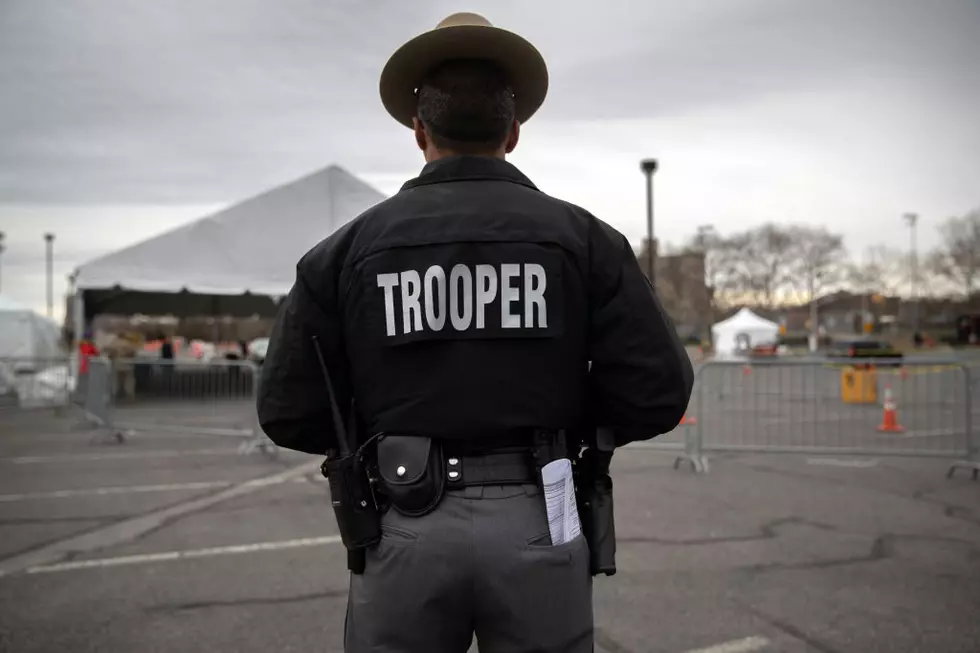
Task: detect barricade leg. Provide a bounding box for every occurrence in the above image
[238,364,279,459]
[673,382,709,473]
[83,358,125,445]
[947,459,980,481]
[948,365,978,480]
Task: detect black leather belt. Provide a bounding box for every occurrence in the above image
[445,450,537,488]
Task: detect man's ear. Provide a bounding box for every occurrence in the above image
[412,117,427,152]
[504,120,520,154]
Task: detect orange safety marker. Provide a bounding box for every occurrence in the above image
[679,414,697,426]
[877,385,904,433]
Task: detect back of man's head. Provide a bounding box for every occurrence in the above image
[415,58,517,156]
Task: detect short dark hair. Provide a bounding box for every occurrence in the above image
[416,59,516,153]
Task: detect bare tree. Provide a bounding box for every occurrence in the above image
[849,245,905,297]
[684,224,730,310]
[848,245,904,332]
[928,209,980,297]
[785,225,846,349]
[721,224,796,308]
[789,225,847,303]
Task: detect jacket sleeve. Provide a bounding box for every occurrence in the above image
[256,249,351,456]
[587,218,695,447]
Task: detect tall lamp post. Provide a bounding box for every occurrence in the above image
[640,158,659,284]
[903,212,919,336]
[0,231,5,295]
[44,233,55,319]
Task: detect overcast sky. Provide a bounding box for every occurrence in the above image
[2,0,978,320]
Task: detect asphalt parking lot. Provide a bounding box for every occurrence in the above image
[1,399,978,653]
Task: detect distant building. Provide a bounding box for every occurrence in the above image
[778,291,980,344]
[635,239,713,341]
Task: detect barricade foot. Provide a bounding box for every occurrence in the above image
[672,454,709,474]
[238,436,279,459]
[259,440,280,460]
[89,428,126,445]
[947,460,980,481]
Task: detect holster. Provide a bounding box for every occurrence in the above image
[574,428,617,576]
[375,435,446,517]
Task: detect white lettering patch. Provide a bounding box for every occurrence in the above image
[375,262,555,340]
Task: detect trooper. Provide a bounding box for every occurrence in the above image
[257,12,694,653]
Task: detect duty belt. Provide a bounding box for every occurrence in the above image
[444,450,538,488]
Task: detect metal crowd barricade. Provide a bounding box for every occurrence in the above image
[105,357,277,456]
[81,357,123,442]
[0,355,124,442]
[665,357,980,479]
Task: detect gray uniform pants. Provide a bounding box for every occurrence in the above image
[344,483,594,653]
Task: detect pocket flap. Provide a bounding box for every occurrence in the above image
[377,435,432,486]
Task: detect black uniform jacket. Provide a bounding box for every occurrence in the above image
[257,155,693,454]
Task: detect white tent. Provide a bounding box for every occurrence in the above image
[74,164,387,298]
[0,296,63,362]
[0,297,69,406]
[711,308,780,358]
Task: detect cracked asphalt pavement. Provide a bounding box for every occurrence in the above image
[0,411,978,653]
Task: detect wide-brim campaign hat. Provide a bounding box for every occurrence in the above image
[379,12,549,129]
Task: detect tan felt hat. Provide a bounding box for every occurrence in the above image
[379,12,549,129]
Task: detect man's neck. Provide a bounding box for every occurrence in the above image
[424,149,506,163]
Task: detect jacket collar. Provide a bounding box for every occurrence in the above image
[400,155,539,192]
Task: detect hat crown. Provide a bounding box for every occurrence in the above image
[435,12,492,29]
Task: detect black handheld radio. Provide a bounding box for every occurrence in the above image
[311,336,382,574]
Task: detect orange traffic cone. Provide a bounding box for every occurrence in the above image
[877,385,904,433]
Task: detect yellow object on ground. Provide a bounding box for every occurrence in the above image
[841,365,877,404]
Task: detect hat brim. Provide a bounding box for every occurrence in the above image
[380,24,549,130]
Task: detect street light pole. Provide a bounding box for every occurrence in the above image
[0,231,5,295]
[44,233,55,319]
[640,158,658,285]
[903,212,919,335]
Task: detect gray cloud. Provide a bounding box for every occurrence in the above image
[1,0,978,204]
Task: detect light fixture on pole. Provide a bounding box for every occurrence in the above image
[902,212,919,335]
[0,231,5,295]
[640,158,658,285]
[44,233,55,319]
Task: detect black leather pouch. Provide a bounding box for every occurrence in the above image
[376,435,446,517]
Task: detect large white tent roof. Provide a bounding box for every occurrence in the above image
[74,165,387,297]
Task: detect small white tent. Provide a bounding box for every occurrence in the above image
[0,296,63,362]
[0,297,68,406]
[711,308,780,358]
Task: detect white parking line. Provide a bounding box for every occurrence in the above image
[25,536,343,574]
[685,636,770,653]
[0,481,235,502]
[4,448,242,464]
[0,459,322,577]
[806,458,879,468]
[0,475,323,502]
[896,428,963,439]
